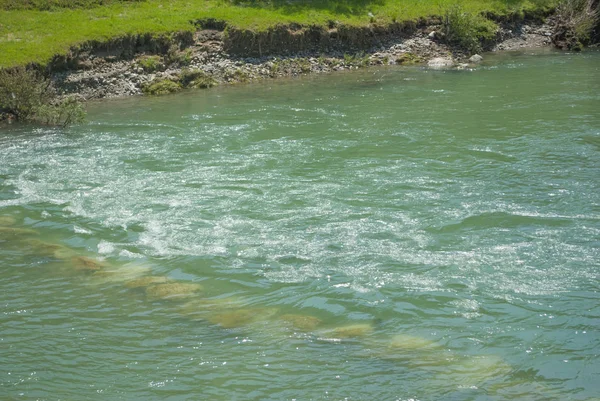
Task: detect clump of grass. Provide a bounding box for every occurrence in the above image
[296,57,312,73]
[395,52,421,64]
[179,68,217,88]
[0,67,85,125]
[165,45,193,66]
[343,52,371,67]
[232,68,250,82]
[141,78,182,95]
[136,55,163,72]
[553,0,599,50]
[442,5,498,53]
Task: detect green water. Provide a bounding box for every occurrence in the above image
[1,49,599,400]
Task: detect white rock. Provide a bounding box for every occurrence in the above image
[469,54,483,63]
[427,57,454,68]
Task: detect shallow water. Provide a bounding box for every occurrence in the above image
[1,49,599,400]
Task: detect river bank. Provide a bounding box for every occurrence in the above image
[51,15,556,101]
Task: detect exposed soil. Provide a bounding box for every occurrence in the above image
[49,17,556,101]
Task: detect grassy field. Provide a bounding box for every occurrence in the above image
[0,0,555,68]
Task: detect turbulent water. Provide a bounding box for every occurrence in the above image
[1,49,599,400]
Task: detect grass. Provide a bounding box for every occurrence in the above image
[0,0,556,68]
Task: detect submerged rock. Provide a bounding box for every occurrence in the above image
[91,263,151,283]
[389,334,441,351]
[22,239,75,259]
[178,296,245,321]
[208,307,278,329]
[0,216,16,226]
[125,275,170,289]
[279,314,322,331]
[145,282,203,301]
[70,256,107,272]
[0,226,38,240]
[442,354,512,388]
[324,323,374,339]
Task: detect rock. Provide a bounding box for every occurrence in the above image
[0,216,16,226]
[125,275,170,289]
[145,282,202,300]
[279,314,322,331]
[428,31,437,39]
[389,334,440,350]
[21,239,75,259]
[91,263,151,283]
[0,226,38,240]
[427,57,455,68]
[208,307,278,329]
[469,54,483,63]
[178,297,244,321]
[70,256,107,272]
[440,354,512,388]
[325,323,374,339]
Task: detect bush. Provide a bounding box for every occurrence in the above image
[442,6,498,53]
[553,0,600,50]
[136,55,164,72]
[0,67,85,126]
[395,52,421,65]
[165,45,193,66]
[37,96,86,126]
[141,78,182,95]
[179,69,217,88]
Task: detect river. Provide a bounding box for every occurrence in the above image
[1,49,599,400]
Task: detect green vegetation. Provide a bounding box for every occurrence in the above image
[0,0,556,68]
[0,67,85,125]
[395,52,422,64]
[141,78,182,95]
[142,69,218,95]
[0,0,144,10]
[553,0,599,49]
[179,68,217,88]
[442,5,499,52]
[136,54,163,72]
[343,52,371,67]
[165,45,192,66]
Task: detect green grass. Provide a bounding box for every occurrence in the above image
[0,0,556,68]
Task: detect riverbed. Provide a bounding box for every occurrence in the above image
[1,49,599,400]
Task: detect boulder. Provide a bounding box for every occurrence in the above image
[427,57,454,68]
[469,54,483,63]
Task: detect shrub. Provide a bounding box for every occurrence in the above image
[141,78,182,95]
[442,6,498,53]
[165,45,193,66]
[553,0,600,50]
[136,55,163,72]
[297,58,312,73]
[0,67,52,120]
[231,68,250,82]
[37,96,86,127]
[179,69,217,88]
[395,52,421,64]
[0,67,85,126]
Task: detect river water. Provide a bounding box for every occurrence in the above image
[1,49,599,400]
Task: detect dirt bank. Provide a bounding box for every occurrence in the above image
[49,16,555,101]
